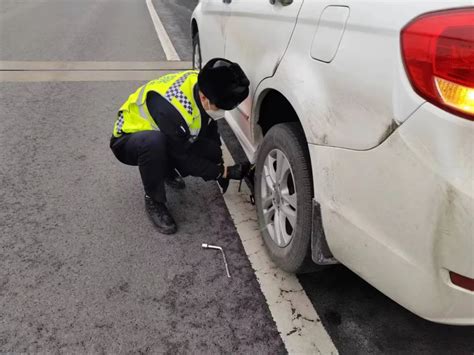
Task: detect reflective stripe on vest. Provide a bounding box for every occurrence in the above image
[113,70,201,139]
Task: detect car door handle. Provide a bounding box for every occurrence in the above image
[223,0,231,4]
[269,0,293,5]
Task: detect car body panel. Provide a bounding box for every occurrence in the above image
[192,1,231,60]
[224,0,304,154]
[309,103,473,324]
[192,0,474,324]
[257,0,474,151]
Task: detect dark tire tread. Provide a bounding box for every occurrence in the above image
[255,123,317,274]
[192,33,202,70]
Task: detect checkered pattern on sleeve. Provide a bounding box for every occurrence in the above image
[164,73,194,115]
[116,111,124,135]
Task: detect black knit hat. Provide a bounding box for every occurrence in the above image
[198,58,250,110]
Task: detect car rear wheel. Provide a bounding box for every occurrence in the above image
[255,123,315,273]
[192,33,202,70]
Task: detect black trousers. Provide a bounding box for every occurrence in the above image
[110,131,170,202]
[110,131,222,203]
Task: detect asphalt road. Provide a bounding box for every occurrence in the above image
[0,0,284,353]
[1,0,473,354]
[0,79,285,353]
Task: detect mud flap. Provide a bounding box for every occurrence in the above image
[311,200,339,265]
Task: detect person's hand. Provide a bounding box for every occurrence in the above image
[225,163,251,180]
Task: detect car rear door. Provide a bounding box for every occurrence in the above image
[224,0,304,149]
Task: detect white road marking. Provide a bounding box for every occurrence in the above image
[0,70,174,82]
[0,61,192,71]
[0,61,192,82]
[221,143,338,355]
[145,0,180,61]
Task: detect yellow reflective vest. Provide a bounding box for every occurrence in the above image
[113,70,202,139]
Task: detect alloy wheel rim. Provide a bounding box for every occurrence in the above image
[261,149,297,248]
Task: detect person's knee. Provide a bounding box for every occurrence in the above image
[139,131,167,154]
[135,131,167,167]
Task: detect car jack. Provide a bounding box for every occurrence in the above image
[238,164,256,205]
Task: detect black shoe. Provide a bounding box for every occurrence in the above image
[145,196,177,234]
[165,169,186,190]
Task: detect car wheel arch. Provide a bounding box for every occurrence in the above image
[253,88,338,267]
[191,19,198,38]
[254,89,309,146]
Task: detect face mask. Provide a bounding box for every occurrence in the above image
[204,98,225,121]
[206,108,225,121]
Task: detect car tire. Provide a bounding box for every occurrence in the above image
[192,33,202,70]
[255,123,315,273]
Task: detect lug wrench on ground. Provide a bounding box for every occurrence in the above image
[201,243,231,278]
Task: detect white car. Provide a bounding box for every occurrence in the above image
[191,1,474,325]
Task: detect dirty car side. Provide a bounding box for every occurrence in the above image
[192,0,474,324]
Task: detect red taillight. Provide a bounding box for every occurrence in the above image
[401,8,474,120]
[450,271,474,292]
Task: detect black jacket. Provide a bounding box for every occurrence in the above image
[145,85,223,181]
